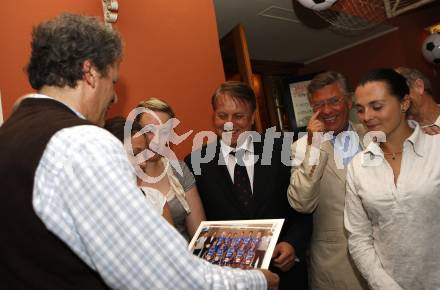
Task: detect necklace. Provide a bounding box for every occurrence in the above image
[383,151,403,160]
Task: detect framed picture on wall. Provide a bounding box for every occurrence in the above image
[188,219,284,269]
[281,73,319,131]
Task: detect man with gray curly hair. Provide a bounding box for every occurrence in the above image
[0,14,278,290]
[395,67,440,135]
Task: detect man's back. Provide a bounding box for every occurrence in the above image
[0,98,108,290]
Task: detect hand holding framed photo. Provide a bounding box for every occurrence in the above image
[188,219,284,269]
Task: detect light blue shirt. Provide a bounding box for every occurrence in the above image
[330,123,363,167]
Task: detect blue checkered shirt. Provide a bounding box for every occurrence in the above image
[33,122,266,290]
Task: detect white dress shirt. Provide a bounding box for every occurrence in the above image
[139,186,167,215]
[344,123,440,290]
[220,137,255,192]
[420,109,440,130]
[31,96,266,290]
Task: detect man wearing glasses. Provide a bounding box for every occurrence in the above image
[287,71,368,290]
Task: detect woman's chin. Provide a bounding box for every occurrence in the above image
[148,153,162,162]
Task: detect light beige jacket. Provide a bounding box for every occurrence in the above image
[288,123,368,290]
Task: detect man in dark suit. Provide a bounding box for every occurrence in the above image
[185,81,312,290]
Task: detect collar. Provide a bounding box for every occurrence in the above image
[434,114,440,127]
[25,93,86,120]
[406,120,424,157]
[220,135,254,159]
[362,120,424,166]
[330,122,354,144]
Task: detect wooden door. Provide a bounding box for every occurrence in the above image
[219,24,263,133]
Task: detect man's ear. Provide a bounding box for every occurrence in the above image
[413,78,425,96]
[402,95,411,113]
[82,60,96,88]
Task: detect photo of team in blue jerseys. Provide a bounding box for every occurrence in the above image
[192,228,273,270]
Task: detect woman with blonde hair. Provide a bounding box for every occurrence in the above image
[136,98,205,240]
[104,116,174,225]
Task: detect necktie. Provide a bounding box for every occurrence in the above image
[332,132,362,166]
[231,149,252,208]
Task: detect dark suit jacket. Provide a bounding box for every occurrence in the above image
[185,136,312,290]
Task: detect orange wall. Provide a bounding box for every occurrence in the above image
[298,4,440,100]
[0,0,225,158]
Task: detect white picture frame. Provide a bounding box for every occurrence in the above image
[188,219,284,269]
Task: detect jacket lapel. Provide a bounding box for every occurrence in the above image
[321,123,368,183]
[321,140,347,183]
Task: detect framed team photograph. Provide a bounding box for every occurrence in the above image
[188,219,284,269]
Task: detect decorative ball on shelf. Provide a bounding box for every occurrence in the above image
[296,0,338,11]
[422,32,440,65]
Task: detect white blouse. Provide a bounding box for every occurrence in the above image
[344,123,440,290]
[139,186,167,215]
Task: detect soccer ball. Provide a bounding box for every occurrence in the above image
[296,0,338,11]
[422,32,440,65]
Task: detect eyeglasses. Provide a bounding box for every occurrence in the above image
[310,96,346,110]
